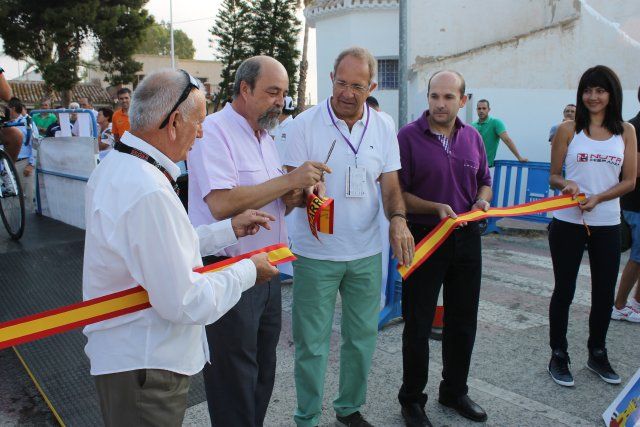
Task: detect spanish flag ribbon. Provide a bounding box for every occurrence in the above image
[0,243,296,350]
[306,193,334,239]
[398,194,586,279]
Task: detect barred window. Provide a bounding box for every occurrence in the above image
[377,59,399,90]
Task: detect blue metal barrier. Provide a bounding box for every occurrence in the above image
[378,255,402,330]
[486,160,559,233]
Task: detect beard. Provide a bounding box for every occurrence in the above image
[257,107,282,130]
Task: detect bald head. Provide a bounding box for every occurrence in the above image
[233,56,288,99]
[426,69,467,129]
[130,68,205,132]
[428,70,466,97]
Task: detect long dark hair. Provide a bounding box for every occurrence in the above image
[575,65,624,136]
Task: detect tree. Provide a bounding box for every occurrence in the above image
[248,0,301,95]
[296,0,313,111]
[0,0,152,105]
[210,0,252,110]
[137,21,196,59]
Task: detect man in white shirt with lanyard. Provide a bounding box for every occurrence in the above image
[82,68,279,426]
[284,46,414,427]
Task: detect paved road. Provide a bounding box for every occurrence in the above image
[1,228,637,426]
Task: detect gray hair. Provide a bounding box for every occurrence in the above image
[129,68,204,132]
[69,102,80,109]
[233,57,263,99]
[333,47,377,84]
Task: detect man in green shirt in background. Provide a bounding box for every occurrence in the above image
[32,98,57,134]
[472,99,527,167]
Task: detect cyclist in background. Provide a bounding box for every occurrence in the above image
[5,97,38,210]
[0,66,22,162]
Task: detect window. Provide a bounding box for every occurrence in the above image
[377,59,399,90]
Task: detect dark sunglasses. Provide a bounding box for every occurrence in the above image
[159,70,200,129]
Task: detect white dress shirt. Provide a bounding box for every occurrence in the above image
[83,131,257,376]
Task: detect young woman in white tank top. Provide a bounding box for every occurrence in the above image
[547,65,637,388]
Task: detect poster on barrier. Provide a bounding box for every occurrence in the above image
[603,367,640,426]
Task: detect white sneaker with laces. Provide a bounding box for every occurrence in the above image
[611,306,640,323]
[628,298,640,312]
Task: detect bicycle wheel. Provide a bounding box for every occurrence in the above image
[0,150,25,239]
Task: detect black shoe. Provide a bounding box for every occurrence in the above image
[587,348,621,384]
[336,411,373,427]
[548,349,574,387]
[401,403,433,427]
[438,394,487,422]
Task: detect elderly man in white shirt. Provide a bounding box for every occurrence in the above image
[82,68,280,427]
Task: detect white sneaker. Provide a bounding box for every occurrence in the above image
[611,306,640,323]
[628,298,640,312]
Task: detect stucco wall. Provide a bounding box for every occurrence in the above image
[586,0,640,40]
[408,0,579,61]
[408,1,640,162]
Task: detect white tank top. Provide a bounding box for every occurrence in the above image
[554,130,624,226]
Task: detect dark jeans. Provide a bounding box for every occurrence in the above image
[398,222,482,408]
[548,218,620,352]
[202,254,282,427]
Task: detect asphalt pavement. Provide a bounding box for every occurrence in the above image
[1,221,637,426]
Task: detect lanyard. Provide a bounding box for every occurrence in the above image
[326,99,370,165]
[115,142,180,195]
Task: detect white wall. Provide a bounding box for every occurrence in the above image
[314,8,398,119]
[408,0,578,61]
[461,89,640,164]
[406,0,640,164]
[586,0,640,40]
[406,85,639,164]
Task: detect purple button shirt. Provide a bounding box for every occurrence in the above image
[398,111,492,226]
[187,103,287,257]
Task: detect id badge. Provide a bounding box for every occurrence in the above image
[346,166,366,198]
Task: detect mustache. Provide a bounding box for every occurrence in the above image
[261,106,282,117]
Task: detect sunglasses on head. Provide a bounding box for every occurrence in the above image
[159,70,200,129]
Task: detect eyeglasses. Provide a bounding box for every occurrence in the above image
[159,70,200,129]
[333,79,369,94]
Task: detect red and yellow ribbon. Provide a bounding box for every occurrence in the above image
[398,194,586,279]
[0,243,295,350]
[306,193,334,239]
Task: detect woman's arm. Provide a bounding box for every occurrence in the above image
[549,121,580,195]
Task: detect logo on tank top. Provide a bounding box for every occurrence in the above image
[576,153,622,166]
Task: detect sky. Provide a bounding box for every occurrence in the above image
[0,1,223,77]
[0,0,317,102]
[146,0,223,61]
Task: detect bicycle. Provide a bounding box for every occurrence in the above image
[0,121,26,239]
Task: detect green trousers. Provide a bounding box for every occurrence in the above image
[292,253,382,426]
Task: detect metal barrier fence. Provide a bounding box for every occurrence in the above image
[486,160,558,233]
[33,109,99,229]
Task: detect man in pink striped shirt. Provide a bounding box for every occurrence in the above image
[188,55,329,426]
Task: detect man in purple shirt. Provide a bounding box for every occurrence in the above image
[188,56,329,426]
[397,70,492,427]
